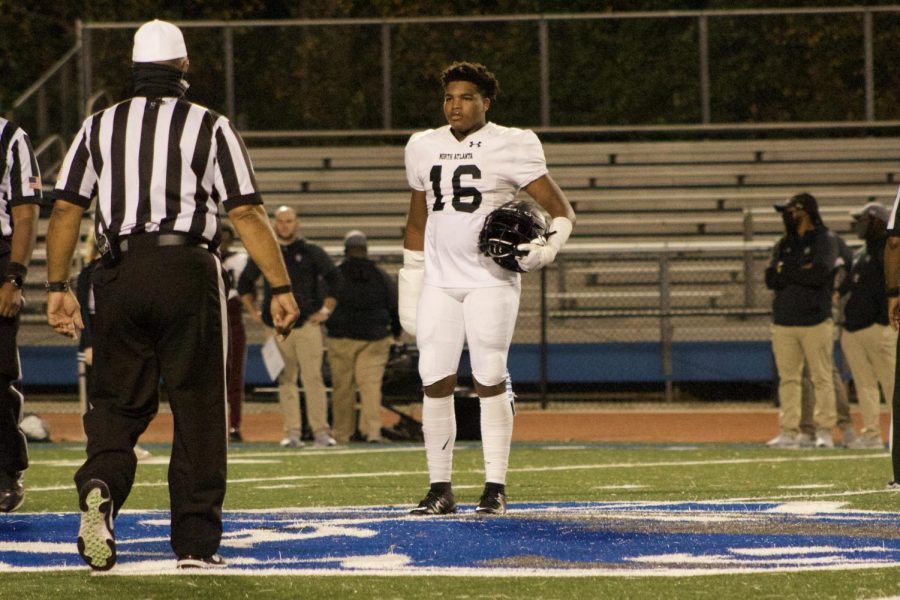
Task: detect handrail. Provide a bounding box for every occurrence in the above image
[241,120,900,141]
[33,135,68,179]
[11,43,81,111]
[78,6,900,29]
[85,90,112,116]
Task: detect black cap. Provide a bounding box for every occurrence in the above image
[774,192,818,212]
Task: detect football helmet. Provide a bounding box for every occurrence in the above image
[478,200,547,272]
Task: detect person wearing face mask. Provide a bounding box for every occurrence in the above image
[48,19,299,570]
[764,192,840,449]
[838,202,894,449]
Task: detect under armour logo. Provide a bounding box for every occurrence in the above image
[469,141,481,147]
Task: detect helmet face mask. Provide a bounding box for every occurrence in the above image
[478,200,547,272]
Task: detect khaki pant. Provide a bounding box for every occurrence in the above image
[800,364,850,434]
[840,323,896,436]
[327,336,392,443]
[772,320,837,433]
[273,321,329,438]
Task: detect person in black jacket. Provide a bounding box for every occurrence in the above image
[840,202,894,449]
[798,229,855,446]
[238,206,341,448]
[326,231,402,444]
[765,192,839,448]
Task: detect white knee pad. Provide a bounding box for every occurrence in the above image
[470,348,508,388]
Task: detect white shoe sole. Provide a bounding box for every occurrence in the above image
[77,482,115,571]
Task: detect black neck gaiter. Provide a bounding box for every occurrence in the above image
[132,63,189,98]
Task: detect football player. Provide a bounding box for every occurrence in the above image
[400,62,576,515]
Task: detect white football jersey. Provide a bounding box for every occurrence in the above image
[222,250,248,300]
[405,122,548,287]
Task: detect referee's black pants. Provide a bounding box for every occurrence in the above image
[0,253,28,476]
[74,242,228,558]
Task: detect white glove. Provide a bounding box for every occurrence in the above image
[517,216,573,272]
[398,249,424,336]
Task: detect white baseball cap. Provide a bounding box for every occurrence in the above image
[132,19,187,63]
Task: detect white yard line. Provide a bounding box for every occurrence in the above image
[25,451,887,495]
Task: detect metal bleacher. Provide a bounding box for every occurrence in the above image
[248,136,900,248]
[17,136,900,388]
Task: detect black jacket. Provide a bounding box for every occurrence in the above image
[327,257,401,341]
[764,227,839,326]
[237,238,341,328]
[842,236,889,332]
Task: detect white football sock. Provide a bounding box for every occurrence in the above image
[422,394,455,483]
[480,391,514,484]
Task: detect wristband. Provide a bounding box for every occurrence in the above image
[888,287,900,298]
[45,280,70,293]
[270,284,292,295]
[5,262,27,279]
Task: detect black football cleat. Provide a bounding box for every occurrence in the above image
[77,479,116,571]
[177,553,228,569]
[409,489,457,515]
[0,471,24,513]
[475,488,507,515]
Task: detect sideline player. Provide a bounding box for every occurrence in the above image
[400,62,576,515]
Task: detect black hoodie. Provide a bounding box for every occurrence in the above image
[765,226,839,326]
[842,235,889,332]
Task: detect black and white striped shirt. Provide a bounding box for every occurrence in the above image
[55,96,260,244]
[889,186,900,235]
[0,118,42,238]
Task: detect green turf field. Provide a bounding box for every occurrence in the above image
[4,442,900,599]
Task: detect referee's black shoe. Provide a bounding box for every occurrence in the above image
[409,487,457,515]
[0,471,24,513]
[77,479,116,571]
[475,484,507,515]
[177,553,227,569]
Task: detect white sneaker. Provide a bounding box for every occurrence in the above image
[815,430,834,449]
[796,432,815,447]
[279,437,305,448]
[841,426,857,447]
[766,433,800,449]
[314,432,337,448]
[846,435,884,449]
[77,480,115,571]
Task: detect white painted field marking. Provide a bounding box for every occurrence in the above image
[19,451,887,496]
[766,502,847,514]
[256,484,312,490]
[235,447,424,459]
[511,452,885,474]
[778,484,836,490]
[730,546,890,556]
[591,484,647,490]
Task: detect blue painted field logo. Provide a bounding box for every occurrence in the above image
[2,501,900,575]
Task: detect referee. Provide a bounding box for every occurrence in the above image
[45,20,299,571]
[0,117,41,513]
